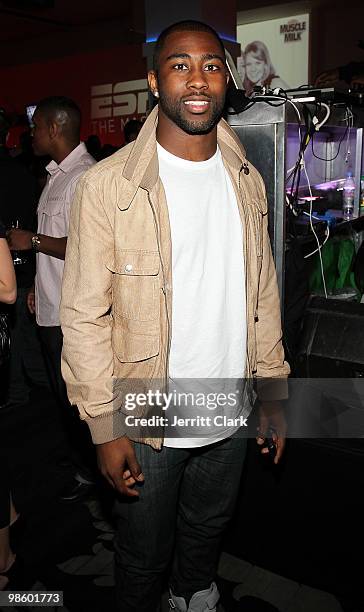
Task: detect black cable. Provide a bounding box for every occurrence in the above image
[287,102,307,203]
[227,98,257,115]
[262,100,287,107]
[287,100,331,204]
[227,92,289,114]
[311,123,349,161]
[290,104,318,203]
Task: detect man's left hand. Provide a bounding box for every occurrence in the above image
[256,400,287,465]
[7,229,33,250]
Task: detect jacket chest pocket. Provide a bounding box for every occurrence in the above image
[107,250,160,322]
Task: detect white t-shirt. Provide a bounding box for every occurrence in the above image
[157,143,248,448]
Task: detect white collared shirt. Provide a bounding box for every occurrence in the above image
[35,142,95,326]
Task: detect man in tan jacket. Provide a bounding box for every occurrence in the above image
[61,20,289,612]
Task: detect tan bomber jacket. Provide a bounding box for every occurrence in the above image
[60,106,290,447]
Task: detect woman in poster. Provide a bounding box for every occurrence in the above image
[242,41,289,96]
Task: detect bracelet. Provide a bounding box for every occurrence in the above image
[31,234,41,251]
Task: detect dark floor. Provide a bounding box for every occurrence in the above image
[0,387,362,612]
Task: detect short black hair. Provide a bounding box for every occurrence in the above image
[153,20,225,72]
[35,96,81,143]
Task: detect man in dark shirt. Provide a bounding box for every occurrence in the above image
[0,109,48,405]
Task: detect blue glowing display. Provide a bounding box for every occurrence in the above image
[146,33,236,44]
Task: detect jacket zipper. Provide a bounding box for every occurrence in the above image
[226,164,255,380]
[148,191,171,391]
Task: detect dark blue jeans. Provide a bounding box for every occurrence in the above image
[114,436,247,612]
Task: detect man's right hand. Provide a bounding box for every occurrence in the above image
[96,436,144,497]
[27,288,35,314]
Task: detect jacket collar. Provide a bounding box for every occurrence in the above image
[217,118,247,175]
[122,106,159,191]
[120,106,247,209]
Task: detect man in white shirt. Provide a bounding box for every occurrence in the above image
[61,22,289,611]
[8,96,95,501]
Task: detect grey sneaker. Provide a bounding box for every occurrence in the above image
[169,582,219,612]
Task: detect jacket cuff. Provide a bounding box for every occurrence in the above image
[85,410,127,445]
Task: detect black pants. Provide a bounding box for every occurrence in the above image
[37,326,68,412]
[38,325,94,473]
[6,287,49,405]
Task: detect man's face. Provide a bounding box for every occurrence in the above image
[150,30,229,135]
[32,110,52,156]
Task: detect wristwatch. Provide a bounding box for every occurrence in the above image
[31,234,41,251]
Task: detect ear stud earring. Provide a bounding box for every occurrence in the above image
[154,91,159,98]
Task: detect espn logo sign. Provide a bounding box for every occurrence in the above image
[91,79,149,119]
